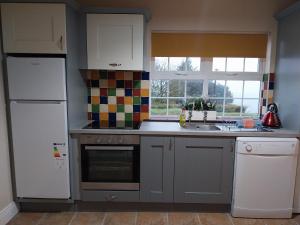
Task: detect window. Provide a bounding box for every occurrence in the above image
[151,57,263,119]
[155,57,201,72]
[212,57,259,72]
[208,80,260,117]
[151,80,204,116]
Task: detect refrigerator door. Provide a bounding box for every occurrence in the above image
[7,57,66,101]
[10,101,70,199]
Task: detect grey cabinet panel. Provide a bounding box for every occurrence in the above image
[174,138,234,203]
[140,136,174,202]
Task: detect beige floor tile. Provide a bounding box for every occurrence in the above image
[136,212,167,225]
[231,217,265,225]
[103,212,137,225]
[38,212,75,225]
[259,218,298,225]
[7,213,45,225]
[168,212,201,225]
[198,213,231,225]
[70,212,105,225]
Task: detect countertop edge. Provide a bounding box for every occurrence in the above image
[69,121,300,138]
[69,129,300,138]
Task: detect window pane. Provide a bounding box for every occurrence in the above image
[169,98,185,115]
[151,98,167,115]
[224,99,242,116]
[226,80,243,98]
[187,57,201,71]
[169,80,185,97]
[213,99,224,116]
[242,99,259,117]
[226,57,244,72]
[208,80,226,97]
[169,57,186,71]
[151,80,168,97]
[186,80,203,97]
[212,57,226,72]
[154,57,168,71]
[243,81,261,98]
[244,58,259,72]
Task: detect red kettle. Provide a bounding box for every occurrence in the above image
[261,103,281,128]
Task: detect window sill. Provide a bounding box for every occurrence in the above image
[148,116,259,122]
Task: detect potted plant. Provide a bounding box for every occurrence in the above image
[183,98,217,121]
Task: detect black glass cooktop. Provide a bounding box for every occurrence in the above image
[83,121,141,130]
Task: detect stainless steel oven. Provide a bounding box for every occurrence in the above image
[80,135,140,191]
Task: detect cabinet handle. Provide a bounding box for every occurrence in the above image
[109,63,122,67]
[169,139,172,151]
[60,35,64,50]
[151,145,163,148]
[186,146,223,149]
[105,195,118,201]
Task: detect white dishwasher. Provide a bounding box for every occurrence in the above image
[232,137,299,218]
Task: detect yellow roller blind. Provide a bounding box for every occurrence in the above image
[151,33,268,58]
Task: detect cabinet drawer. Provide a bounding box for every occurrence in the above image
[81,190,140,202]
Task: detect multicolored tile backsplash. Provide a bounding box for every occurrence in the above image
[260,73,275,116]
[86,70,150,127]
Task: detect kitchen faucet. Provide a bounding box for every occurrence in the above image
[203,111,208,124]
[188,109,193,124]
[187,102,194,124]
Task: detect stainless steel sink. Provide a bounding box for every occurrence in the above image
[180,123,221,131]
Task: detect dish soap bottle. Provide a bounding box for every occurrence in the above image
[179,108,186,127]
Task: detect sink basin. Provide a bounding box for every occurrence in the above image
[180,123,221,131]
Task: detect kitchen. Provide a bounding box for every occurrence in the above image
[1,0,300,225]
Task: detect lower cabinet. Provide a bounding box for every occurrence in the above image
[140,136,174,202]
[174,137,234,203]
[140,136,235,204]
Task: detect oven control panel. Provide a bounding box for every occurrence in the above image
[80,135,140,145]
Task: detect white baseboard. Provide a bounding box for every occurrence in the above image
[293,207,300,213]
[0,202,18,225]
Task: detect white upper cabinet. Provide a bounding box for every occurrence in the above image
[87,14,144,70]
[1,3,67,54]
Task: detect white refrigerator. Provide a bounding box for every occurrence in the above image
[7,57,70,199]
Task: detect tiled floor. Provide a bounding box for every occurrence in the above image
[7,212,300,225]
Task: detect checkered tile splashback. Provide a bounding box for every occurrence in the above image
[86,70,150,127]
[260,73,275,116]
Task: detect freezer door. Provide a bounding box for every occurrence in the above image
[7,57,66,100]
[10,101,70,199]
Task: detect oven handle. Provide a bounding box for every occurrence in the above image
[84,146,135,151]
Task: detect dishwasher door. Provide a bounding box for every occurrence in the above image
[232,138,298,218]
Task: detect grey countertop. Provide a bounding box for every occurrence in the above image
[70,121,300,138]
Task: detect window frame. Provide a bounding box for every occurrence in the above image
[150,57,265,119]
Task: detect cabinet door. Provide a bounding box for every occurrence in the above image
[1,3,67,54]
[140,136,174,202]
[87,14,143,70]
[174,138,235,203]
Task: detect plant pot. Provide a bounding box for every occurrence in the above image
[185,111,217,121]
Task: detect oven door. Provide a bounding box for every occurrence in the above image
[81,145,140,190]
